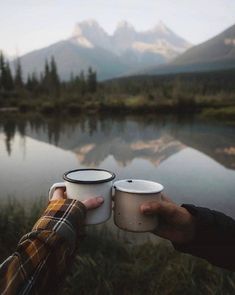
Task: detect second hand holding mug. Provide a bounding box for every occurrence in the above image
[49,168,116,225]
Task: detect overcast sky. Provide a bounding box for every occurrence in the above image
[1,0,235,56]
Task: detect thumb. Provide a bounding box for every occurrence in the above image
[82,196,104,210]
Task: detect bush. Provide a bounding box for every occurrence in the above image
[64,102,82,114]
[39,101,55,114]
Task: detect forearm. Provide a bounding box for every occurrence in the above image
[173,204,235,271]
[0,199,86,295]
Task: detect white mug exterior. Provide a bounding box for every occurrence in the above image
[66,181,113,225]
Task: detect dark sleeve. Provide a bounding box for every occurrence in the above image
[173,204,235,271]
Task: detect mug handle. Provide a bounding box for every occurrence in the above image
[49,182,66,201]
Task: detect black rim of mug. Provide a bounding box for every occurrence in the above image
[63,168,116,184]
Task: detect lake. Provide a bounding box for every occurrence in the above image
[0,112,235,224]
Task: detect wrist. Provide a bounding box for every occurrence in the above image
[33,199,87,250]
[180,204,200,244]
[184,213,196,243]
[176,206,196,244]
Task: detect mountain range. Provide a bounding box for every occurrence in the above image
[15,20,191,81]
[10,21,235,80]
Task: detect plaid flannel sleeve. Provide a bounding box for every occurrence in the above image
[0,199,86,295]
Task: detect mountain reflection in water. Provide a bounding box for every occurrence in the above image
[0,113,235,220]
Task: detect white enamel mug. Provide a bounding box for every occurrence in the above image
[49,168,116,225]
[113,179,164,232]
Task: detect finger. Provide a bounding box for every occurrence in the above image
[140,201,177,217]
[51,187,66,201]
[82,196,104,210]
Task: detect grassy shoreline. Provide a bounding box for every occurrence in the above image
[1,97,235,120]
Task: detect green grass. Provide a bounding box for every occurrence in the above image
[0,201,234,295]
[65,231,235,295]
[0,199,44,261]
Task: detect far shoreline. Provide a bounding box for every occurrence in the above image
[0,104,235,122]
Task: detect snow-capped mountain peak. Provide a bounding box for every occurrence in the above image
[151,21,170,34]
[72,20,112,50]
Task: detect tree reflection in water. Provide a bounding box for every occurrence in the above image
[0,113,235,169]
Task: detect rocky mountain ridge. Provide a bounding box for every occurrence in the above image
[143,23,235,75]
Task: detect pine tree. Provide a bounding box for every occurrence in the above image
[50,56,60,96]
[14,58,23,89]
[26,74,32,91]
[79,70,86,95]
[41,57,60,97]
[5,62,14,91]
[42,59,50,93]
[50,57,59,85]
[26,72,40,96]
[0,51,5,90]
[0,52,6,91]
[0,53,14,91]
[87,67,97,93]
[45,59,50,78]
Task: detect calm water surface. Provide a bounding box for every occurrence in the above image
[0,113,235,223]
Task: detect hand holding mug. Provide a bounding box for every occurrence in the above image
[51,187,104,210]
[140,195,196,244]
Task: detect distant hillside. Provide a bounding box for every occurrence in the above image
[13,20,191,81]
[143,23,235,75]
[17,40,128,81]
[104,68,235,99]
